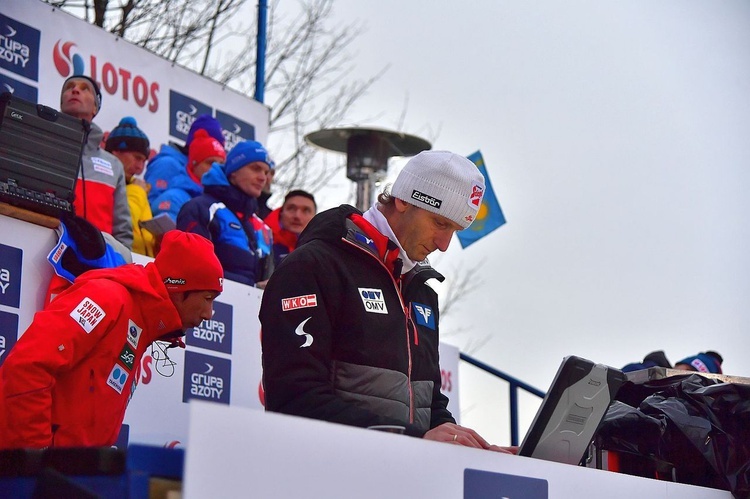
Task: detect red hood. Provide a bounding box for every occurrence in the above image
[264,208,299,251]
[73,263,183,343]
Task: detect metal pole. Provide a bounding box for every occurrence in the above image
[355,180,370,213]
[510,383,519,446]
[459,352,546,447]
[255,0,268,103]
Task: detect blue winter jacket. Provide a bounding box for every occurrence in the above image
[176,164,273,286]
[145,144,202,222]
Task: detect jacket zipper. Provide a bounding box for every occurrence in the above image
[342,238,415,423]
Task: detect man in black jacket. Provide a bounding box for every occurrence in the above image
[260,151,510,452]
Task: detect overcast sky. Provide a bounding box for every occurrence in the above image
[275,0,750,445]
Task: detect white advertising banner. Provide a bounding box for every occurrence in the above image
[439,341,460,424]
[0,0,269,152]
[122,253,265,447]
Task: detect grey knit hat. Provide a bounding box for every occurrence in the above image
[391,151,485,229]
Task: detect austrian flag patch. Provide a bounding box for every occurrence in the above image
[282,294,318,312]
[70,297,106,333]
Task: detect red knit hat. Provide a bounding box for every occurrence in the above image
[155,231,224,293]
[188,129,226,169]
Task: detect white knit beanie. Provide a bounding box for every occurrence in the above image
[391,151,485,229]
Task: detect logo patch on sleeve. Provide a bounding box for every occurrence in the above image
[107,364,129,394]
[412,303,436,330]
[50,241,67,264]
[358,288,388,314]
[70,297,106,334]
[127,320,143,349]
[118,344,136,371]
[281,294,318,312]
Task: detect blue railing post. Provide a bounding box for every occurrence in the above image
[509,383,519,446]
[255,0,268,103]
[459,353,545,447]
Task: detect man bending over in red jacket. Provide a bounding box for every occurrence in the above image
[0,230,223,449]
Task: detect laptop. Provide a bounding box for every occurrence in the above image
[518,355,627,465]
[0,92,87,218]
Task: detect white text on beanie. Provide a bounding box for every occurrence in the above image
[391,151,485,229]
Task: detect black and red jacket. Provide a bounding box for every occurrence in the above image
[260,204,454,437]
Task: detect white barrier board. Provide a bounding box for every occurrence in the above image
[184,402,732,499]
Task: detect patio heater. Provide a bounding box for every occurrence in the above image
[305,127,431,211]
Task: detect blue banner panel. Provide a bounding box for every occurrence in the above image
[0,13,40,81]
[186,300,233,354]
[464,469,548,499]
[182,351,231,405]
[169,90,212,143]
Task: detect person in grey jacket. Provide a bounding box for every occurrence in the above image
[60,75,133,249]
[261,150,513,453]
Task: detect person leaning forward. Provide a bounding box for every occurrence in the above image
[260,150,514,453]
[0,231,223,449]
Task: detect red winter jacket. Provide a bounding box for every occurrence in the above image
[0,263,183,449]
[264,207,299,268]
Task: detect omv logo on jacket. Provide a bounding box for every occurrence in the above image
[0,244,22,309]
[53,39,161,113]
[169,90,212,141]
[0,14,40,81]
[0,72,38,102]
[183,351,231,405]
[186,300,233,354]
[216,110,255,151]
[0,311,19,368]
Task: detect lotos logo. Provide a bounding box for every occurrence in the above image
[53,39,160,113]
[469,182,484,208]
[53,40,85,78]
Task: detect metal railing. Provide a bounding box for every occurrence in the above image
[459,352,546,446]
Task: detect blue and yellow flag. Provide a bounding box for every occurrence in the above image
[457,151,506,249]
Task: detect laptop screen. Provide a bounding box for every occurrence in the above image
[0,92,86,217]
[518,355,626,465]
